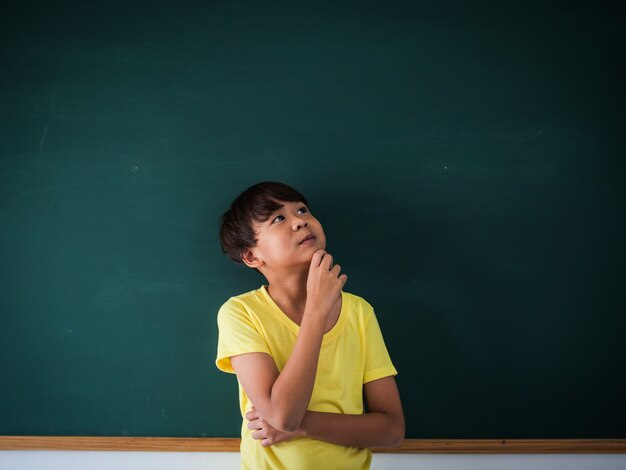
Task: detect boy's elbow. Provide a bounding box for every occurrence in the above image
[278,421,300,433]
[262,397,304,432]
[271,413,303,433]
[384,416,405,448]
[383,430,404,448]
[389,425,405,447]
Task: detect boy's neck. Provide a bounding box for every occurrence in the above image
[266,268,309,314]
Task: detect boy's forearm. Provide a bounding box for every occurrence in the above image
[299,410,405,448]
[253,249,345,432]
[265,310,326,432]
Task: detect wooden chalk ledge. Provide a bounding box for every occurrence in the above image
[0,437,625,453]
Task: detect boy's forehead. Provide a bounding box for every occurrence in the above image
[264,199,305,212]
[270,199,303,208]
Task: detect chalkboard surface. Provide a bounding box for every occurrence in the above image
[1,1,624,439]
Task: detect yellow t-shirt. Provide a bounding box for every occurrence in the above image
[216,285,397,470]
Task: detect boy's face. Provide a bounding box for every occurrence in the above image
[243,200,326,273]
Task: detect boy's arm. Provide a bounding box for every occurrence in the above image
[231,250,347,433]
[302,376,405,448]
[247,376,405,448]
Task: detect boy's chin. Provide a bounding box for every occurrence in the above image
[305,245,326,258]
[303,251,324,265]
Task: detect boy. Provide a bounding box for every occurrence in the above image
[216,181,404,469]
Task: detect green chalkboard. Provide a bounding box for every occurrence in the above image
[1,1,624,439]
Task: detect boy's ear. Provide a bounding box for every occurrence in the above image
[241,248,263,269]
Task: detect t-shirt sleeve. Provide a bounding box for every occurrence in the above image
[363,306,398,384]
[215,297,271,374]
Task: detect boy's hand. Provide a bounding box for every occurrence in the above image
[246,407,304,447]
[305,249,347,319]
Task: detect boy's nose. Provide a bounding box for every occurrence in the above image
[294,221,308,230]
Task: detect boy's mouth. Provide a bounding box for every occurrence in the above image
[299,234,316,244]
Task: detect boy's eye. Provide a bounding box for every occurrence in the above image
[272,207,308,223]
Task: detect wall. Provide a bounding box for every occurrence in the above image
[2,452,626,469]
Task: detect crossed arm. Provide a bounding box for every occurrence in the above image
[229,251,403,448]
[231,351,405,448]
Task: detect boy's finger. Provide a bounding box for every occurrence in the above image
[247,419,262,430]
[321,253,333,269]
[309,249,326,268]
[246,409,260,420]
